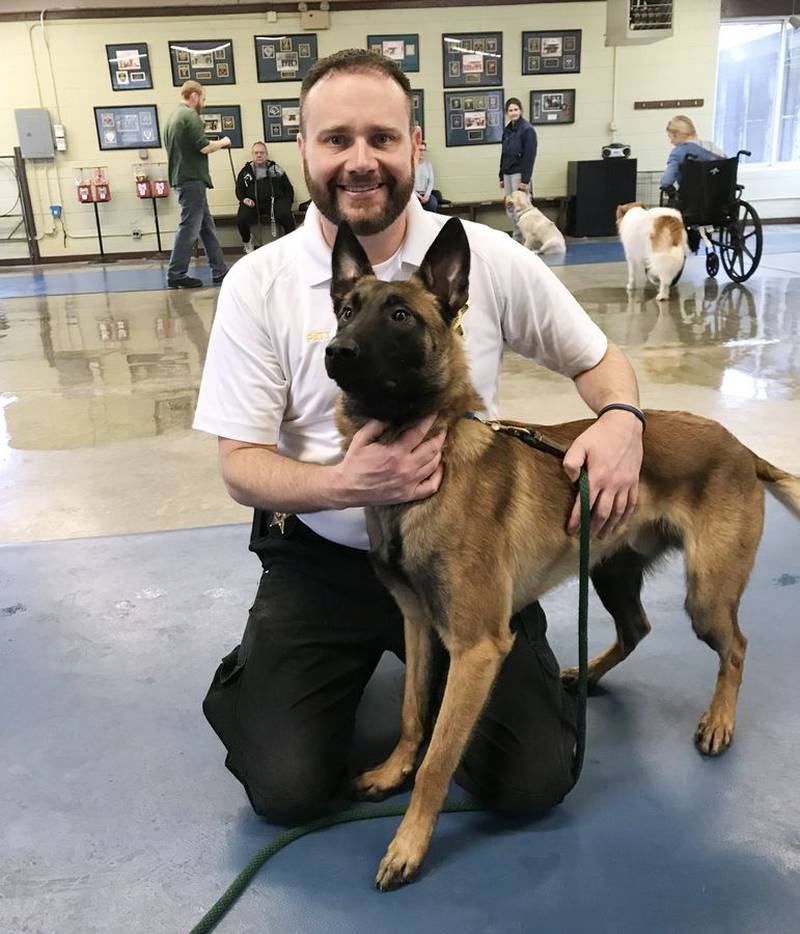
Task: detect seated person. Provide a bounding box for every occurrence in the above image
[661,116,727,253]
[235,142,295,253]
[414,140,438,212]
[660,115,726,190]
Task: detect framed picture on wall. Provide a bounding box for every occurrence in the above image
[200,105,244,147]
[106,43,153,91]
[530,88,576,125]
[442,32,503,88]
[411,88,425,137]
[367,34,420,72]
[94,105,161,150]
[262,98,301,141]
[444,89,503,146]
[168,40,236,86]
[522,30,581,75]
[255,35,318,82]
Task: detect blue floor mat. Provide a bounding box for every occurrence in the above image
[1,496,799,932]
[2,227,798,298]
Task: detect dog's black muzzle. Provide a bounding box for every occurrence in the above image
[324,335,363,385]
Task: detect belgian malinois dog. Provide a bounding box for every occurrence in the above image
[324,217,800,891]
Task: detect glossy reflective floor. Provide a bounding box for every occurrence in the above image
[1,240,799,543]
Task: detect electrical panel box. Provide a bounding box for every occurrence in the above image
[301,9,330,29]
[15,108,56,158]
[606,0,674,47]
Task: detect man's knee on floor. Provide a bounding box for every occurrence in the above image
[488,773,575,817]
[237,754,342,826]
[456,756,576,818]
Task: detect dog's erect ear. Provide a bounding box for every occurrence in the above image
[331,222,374,309]
[414,217,471,324]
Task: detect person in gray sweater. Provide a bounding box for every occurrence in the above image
[414,140,438,212]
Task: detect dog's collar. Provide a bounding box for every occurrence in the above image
[463,413,567,461]
[451,302,469,336]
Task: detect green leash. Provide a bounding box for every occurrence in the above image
[190,469,591,933]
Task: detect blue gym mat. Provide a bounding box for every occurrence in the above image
[1,227,797,299]
[1,496,798,932]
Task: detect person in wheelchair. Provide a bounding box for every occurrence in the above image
[661,115,726,252]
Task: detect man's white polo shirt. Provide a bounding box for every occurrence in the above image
[193,198,607,550]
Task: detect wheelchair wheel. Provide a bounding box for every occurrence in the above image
[705,253,719,277]
[719,199,763,283]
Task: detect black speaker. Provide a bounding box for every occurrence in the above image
[567,158,637,237]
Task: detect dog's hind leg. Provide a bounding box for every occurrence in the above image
[352,596,435,801]
[683,504,762,755]
[561,547,653,687]
[374,596,514,890]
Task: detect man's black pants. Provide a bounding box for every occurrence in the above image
[203,516,577,825]
[236,202,296,242]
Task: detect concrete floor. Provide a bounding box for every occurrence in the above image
[1,236,799,932]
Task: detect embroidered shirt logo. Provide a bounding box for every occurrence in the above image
[306,329,332,343]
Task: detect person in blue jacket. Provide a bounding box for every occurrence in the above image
[499,97,537,241]
[660,115,726,190]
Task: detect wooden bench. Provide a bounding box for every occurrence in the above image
[211,194,569,240]
[437,196,569,231]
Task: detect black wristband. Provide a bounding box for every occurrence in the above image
[597,403,646,431]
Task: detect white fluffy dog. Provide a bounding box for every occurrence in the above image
[617,202,688,301]
[508,190,567,255]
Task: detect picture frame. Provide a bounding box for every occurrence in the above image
[442,32,503,88]
[200,104,244,147]
[106,43,153,92]
[255,35,318,82]
[411,88,425,137]
[168,39,235,86]
[94,104,161,150]
[366,34,420,73]
[262,97,302,141]
[529,88,576,125]
[444,88,504,146]
[522,30,582,76]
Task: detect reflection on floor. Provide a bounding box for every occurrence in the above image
[1,235,799,933]
[1,250,798,542]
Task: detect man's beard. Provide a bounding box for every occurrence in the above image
[303,158,415,236]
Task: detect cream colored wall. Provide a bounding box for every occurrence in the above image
[0,1,724,261]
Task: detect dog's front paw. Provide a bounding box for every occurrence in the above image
[626,282,635,291]
[375,828,429,891]
[560,664,601,688]
[350,759,414,802]
[695,710,734,756]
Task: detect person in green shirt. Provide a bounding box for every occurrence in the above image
[163,80,232,289]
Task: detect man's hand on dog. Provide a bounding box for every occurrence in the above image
[337,414,445,505]
[563,411,644,538]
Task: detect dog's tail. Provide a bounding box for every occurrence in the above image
[753,454,800,519]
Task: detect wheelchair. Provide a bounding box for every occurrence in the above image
[660,150,763,283]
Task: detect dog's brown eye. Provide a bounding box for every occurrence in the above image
[392,309,408,322]
[341,306,353,320]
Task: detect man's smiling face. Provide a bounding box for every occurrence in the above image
[298,70,419,236]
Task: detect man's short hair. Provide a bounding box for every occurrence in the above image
[180,80,204,100]
[251,141,267,150]
[299,48,414,133]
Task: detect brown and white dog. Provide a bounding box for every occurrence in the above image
[617,202,687,301]
[508,190,567,255]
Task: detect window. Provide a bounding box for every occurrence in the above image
[715,20,800,164]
